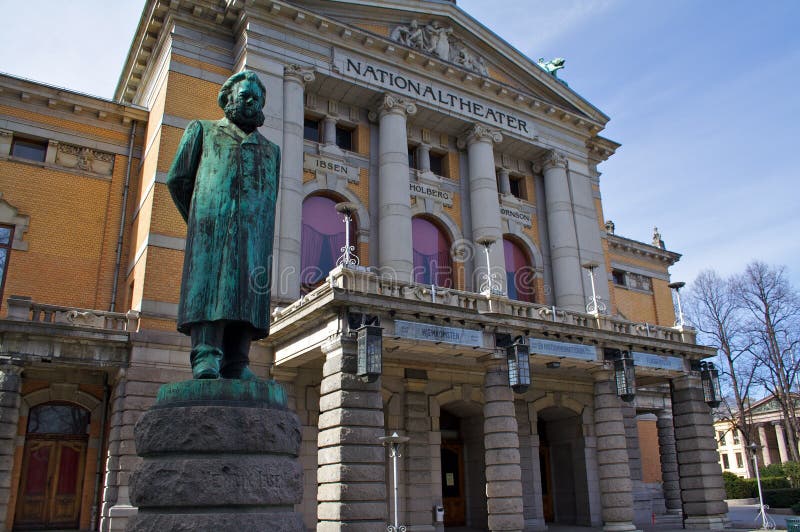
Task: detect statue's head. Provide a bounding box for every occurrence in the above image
[218,70,266,133]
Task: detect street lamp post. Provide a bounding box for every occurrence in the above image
[748,441,775,530]
[379,432,410,532]
[668,281,686,328]
[476,236,503,295]
[335,202,359,267]
[581,261,606,315]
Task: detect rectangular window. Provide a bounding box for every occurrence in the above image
[429,152,445,177]
[627,272,652,292]
[612,269,626,286]
[717,431,727,445]
[509,176,527,200]
[303,118,320,142]
[335,125,353,151]
[735,453,743,468]
[0,224,14,304]
[11,137,47,162]
[732,431,740,444]
[722,454,730,469]
[408,145,417,170]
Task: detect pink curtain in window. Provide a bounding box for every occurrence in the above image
[412,217,453,287]
[504,238,534,302]
[301,196,353,288]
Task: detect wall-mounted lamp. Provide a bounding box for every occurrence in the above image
[356,324,383,380]
[699,361,722,408]
[498,334,530,394]
[614,350,636,402]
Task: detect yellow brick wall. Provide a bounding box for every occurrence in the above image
[0,105,129,145]
[0,154,139,313]
[172,54,232,78]
[141,246,182,303]
[613,285,657,324]
[638,418,663,483]
[150,184,187,238]
[652,278,676,326]
[164,70,224,121]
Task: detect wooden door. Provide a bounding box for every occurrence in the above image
[539,445,554,522]
[15,438,86,529]
[441,440,465,526]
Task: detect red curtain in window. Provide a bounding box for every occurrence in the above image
[504,238,535,303]
[412,217,453,287]
[300,196,352,287]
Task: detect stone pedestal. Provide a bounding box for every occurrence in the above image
[126,379,303,531]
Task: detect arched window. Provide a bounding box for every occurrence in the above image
[412,217,453,287]
[27,403,89,435]
[504,237,536,303]
[300,195,355,290]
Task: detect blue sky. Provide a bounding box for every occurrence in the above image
[1,0,798,287]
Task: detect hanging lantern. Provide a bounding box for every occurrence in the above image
[700,361,722,408]
[506,337,531,394]
[614,351,636,402]
[356,325,383,380]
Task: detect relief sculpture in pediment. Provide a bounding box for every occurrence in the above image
[390,20,488,76]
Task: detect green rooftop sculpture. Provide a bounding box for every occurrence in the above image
[166,70,280,380]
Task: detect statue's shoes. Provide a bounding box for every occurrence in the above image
[220,364,259,381]
[192,356,221,379]
[238,366,259,381]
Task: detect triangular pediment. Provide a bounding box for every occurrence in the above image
[291,0,609,126]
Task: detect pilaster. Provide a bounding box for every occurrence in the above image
[317,335,387,531]
[277,64,315,302]
[404,378,435,531]
[0,363,22,526]
[670,375,727,529]
[656,409,681,514]
[592,370,638,532]
[483,360,524,532]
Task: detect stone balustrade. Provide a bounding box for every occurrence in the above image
[6,295,140,332]
[273,266,699,347]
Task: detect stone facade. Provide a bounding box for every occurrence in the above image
[0,1,726,531]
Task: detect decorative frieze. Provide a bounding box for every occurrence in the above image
[55,143,114,176]
[389,20,489,76]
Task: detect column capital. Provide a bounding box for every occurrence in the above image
[369,92,417,120]
[540,149,568,171]
[283,64,315,84]
[457,123,502,149]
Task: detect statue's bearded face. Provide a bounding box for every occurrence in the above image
[224,79,265,133]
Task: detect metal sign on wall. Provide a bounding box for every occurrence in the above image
[529,338,598,361]
[394,320,483,347]
[632,352,685,371]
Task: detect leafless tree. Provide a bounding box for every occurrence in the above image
[735,262,800,461]
[686,269,757,475]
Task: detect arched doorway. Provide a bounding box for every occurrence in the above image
[537,406,590,526]
[15,402,90,530]
[439,403,486,529]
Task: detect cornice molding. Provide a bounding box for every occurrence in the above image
[606,233,681,266]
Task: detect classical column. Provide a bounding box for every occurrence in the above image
[373,93,416,283]
[519,403,545,530]
[540,150,583,310]
[593,370,637,532]
[458,124,506,294]
[0,363,22,526]
[416,144,431,173]
[670,375,727,529]
[277,65,315,302]
[404,378,434,530]
[622,404,642,482]
[656,409,682,515]
[483,359,524,531]
[323,115,338,146]
[497,168,511,195]
[757,424,772,465]
[317,335,386,530]
[774,422,789,463]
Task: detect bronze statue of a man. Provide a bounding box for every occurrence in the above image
[167,70,279,380]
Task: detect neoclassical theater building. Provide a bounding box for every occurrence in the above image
[0,0,726,530]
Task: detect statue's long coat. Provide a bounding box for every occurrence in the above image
[166,118,280,339]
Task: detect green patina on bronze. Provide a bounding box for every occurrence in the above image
[156,379,288,407]
[166,70,281,381]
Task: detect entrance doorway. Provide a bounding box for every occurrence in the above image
[537,407,590,526]
[439,404,486,529]
[14,403,90,530]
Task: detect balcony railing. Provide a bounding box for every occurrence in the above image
[274,266,698,345]
[5,295,140,332]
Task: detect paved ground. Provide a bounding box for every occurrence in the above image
[447,504,797,531]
